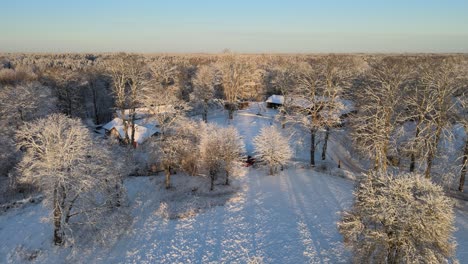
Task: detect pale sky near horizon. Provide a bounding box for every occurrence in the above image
[1,0,468,53]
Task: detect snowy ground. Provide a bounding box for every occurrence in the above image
[1,104,467,263]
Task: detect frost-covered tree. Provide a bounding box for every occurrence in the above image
[281,59,346,167]
[143,57,188,137]
[320,55,358,161]
[106,53,148,146]
[41,67,85,117]
[16,114,125,245]
[149,118,202,189]
[192,64,219,122]
[0,82,55,176]
[253,126,292,175]
[0,83,55,127]
[418,58,460,178]
[352,57,411,173]
[200,124,245,190]
[217,54,262,119]
[338,171,457,263]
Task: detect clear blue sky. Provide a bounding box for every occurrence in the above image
[1,0,468,53]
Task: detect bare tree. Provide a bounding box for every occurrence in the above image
[339,171,457,263]
[320,55,357,161]
[106,53,148,146]
[83,66,113,125]
[418,58,460,178]
[192,64,219,122]
[16,114,124,245]
[0,83,55,128]
[253,126,292,175]
[41,67,85,117]
[281,59,345,167]
[0,83,55,176]
[142,56,189,137]
[401,65,433,173]
[352,57,411,173]
[217,54,262,119]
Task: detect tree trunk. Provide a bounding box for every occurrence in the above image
[18,108,24,122]
[459,138,468,192]
[53,185,64,246]
[410,125,420,172]
[409,153,416,172]
[310,129,316,167]
[203,101,208,123]
[425,127,442,179]
[210,170,215,191]
[269,166,274,175]
[322,126,330,160]
[228,107,234,120]
[225,170,230,185]
[165,167,171,189]
[123,117,130,145]
[130,110,136,148]
[92,88,100,124]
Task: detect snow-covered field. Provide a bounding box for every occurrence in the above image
[1,105,467,263]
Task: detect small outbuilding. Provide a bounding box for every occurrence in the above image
[266,95,284,108]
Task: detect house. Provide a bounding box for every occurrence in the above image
[103,117,160,147]
[266,95,284,108]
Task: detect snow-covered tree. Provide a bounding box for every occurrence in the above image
[281,60,346,167]
[217,54,262,119]
[0,83,55,127]
[338,171,457,263]
[192,64,219,122]
[149,118,203,189]
[253,126,292,175]
[106,53,148,146]
[200,124,245,190]
[0,82,55,176]
[16,114,125,245]
[320,55,358,161]
[418,58,460,178]
[143,57,188,137]
[352,57,411,173]
[41,67,85,117]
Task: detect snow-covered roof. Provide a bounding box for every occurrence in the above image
[266,95,284,105]
[102,117,123,131]
[103,117,160,144]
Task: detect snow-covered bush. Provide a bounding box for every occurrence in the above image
[200,124,245,190]
[253,126,292,175]
[16,114,126,246]
[338,171,457,263]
